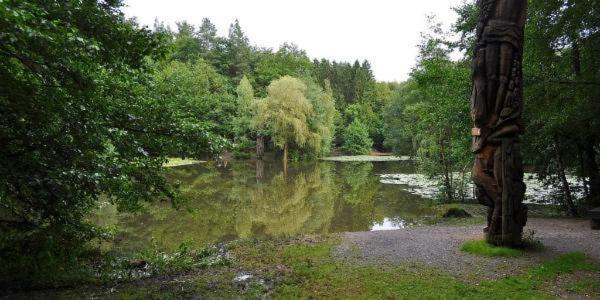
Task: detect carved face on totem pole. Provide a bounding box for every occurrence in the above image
[470,0,528,246]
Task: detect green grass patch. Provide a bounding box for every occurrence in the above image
[461,240,525,257]
[320,155,410,162]
[566,276,600,295]
[163,157,205,167]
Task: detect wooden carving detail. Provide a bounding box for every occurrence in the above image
[470,0,528,246]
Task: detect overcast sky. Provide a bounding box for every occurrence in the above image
[123,0,464,82]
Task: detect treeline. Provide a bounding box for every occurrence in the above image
[152,18,394,158]
[384,1,600,213]
[0,1,394,282]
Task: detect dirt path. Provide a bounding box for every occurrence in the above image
[336,218,599,281]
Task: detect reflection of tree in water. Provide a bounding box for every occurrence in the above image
[95,161,435,253]
[100,162,338,252]
[234,162,338,238]
[330,162,382,231]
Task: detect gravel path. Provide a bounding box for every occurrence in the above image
[336,218,599,280]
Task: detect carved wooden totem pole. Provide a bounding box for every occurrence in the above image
[471,0,528,246]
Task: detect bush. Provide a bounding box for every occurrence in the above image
[341,120,373,155]
[232,137,254,159]
[442,207,472,218]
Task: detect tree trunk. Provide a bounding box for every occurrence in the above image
[255,159,264,180]
[554,138,578,216]
[439,134,453,202]
[256,135,265,159]
[470,0,528,247]
[283,142,288,176]
[579,149,590,199]
[583,145,600,208]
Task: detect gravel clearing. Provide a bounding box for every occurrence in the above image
[336,218,599,281]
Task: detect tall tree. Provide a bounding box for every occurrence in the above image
[252,76,319,165]
[232,75,257,157]
[0,0,224,259]
[227,19,253,83]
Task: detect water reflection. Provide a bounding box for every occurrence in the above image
[96,160,434,252]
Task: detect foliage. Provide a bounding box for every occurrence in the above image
[97,241,228,282]
[383,80,422,156]
[254,44,313,96]
[461,240,525,257]
[232,75,256,158]
[0,0,224,266]
[152,58,236,141]
[341,120,373,155]
[303,78,337,156]
[252,76,321,158]
[313,59,386,149]
[383,17,472,202]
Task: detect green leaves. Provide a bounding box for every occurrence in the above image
[342,120,373,155]
[0,0,224,258]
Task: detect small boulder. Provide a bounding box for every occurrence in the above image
[443,207,472,218]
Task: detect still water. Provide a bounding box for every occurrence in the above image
[95,160,436,252]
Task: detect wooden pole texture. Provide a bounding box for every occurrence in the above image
[470,0,528,246]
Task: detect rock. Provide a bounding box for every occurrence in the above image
[442,207,472,218]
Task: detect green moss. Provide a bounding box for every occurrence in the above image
[461,240,525,257]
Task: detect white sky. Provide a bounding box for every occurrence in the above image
[123,0,464,82]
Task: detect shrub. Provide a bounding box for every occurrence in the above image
[341,120,373,155]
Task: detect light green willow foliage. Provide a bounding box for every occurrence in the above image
[253,76,321,154]
[303,79,337,156]
[233,75,255,137]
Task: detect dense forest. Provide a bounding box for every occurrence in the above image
[0,0,599,290]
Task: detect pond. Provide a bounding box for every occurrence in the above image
[94,160,437,253]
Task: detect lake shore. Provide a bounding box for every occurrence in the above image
[4,215,598,299]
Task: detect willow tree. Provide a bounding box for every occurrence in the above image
[252,76,320,165]
[470,0,528,246]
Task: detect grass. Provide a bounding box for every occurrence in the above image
[319,155,410,162]
[9,236,600,299]
[461,240,525,257]
[163,157,206,167]
[566,277,600,295]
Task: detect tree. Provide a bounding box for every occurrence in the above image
[171,21,202,62]
[382,17,471,202]
[342,120,373,155]
[252,76,320,164]
[454,0,600,215]
[232,75,256,158]
[254,43,313,96]
[305,79,337,156]
[226,19,253,83]
[0,0,224,265]
[383,81,421,157]
[152,59,236,141]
